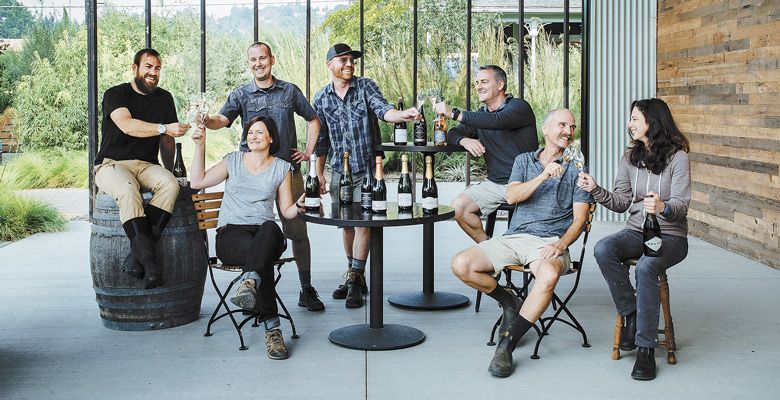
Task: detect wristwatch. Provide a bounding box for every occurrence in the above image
[157,123,167,136]
[451,108,461,120]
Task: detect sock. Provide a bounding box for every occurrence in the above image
[298,270,312,289]
[486,284,515,307]
[347,256,354,268]
[504,316,533,353]
[350,258,367,271]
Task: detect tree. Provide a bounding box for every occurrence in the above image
[0,0,34,38]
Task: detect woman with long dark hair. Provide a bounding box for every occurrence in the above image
[578,98,691,380]
[190,115,305,360]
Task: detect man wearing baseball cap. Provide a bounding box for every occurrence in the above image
[313,43,419,308]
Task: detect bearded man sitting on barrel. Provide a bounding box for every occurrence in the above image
[93,48,191,289]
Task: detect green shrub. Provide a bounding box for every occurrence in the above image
[0,186,66,241]
[5,150,88,189]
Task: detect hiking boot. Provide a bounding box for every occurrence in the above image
[345,269,366,309]
[264,329,289,360]
[298,286,325,311]
[229,279,257,310]
[333,268,367,299]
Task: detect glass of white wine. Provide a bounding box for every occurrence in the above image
[563,141,586,172]
[187,93,209,129]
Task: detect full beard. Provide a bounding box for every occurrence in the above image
[134,76,158,94]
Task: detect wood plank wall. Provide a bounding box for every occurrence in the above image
[657,0,780,269]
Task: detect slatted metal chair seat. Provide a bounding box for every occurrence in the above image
[192,191,298,351]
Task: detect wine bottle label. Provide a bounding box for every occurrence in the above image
[398,193,413,207]
[361,193,372,208]
[372,200,387,211]
[422,197,438,210]
[394,128,408,143]
[434,129,446,143]
[305,197,320,208]
[340,186,352,202]
[644,236,662,251]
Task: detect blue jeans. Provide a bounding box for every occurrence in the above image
[593,229,688,348]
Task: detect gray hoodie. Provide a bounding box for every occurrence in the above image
[590,149,691,238]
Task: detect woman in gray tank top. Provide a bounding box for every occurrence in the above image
[190,116,305,360]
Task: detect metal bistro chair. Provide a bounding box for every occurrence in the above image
[192,191,298,351]
[474,202,515,312]
[486,203,596,359]
[611,258,677,365]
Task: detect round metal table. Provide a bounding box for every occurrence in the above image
[300,202,454,350]
[378,142,471,311]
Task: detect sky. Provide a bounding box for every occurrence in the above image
[16,0,347,23]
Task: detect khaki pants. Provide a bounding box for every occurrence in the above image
[94,158,179,223]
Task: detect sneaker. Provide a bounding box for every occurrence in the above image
[345,269,365,309]
[229,279,257,310]
[298,286,325,311]
[264,329,289,360]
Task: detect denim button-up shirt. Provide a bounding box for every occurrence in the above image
[313,76,393,174]
[219,78,317,172]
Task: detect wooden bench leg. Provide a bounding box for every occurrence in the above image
[612,314,623,360]
[659,273,677,365]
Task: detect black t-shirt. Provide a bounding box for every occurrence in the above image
[95,82,178,165]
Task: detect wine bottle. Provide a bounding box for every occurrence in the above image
[398,154,413,211]
[394,97,408,145]
[173,142,188,186]
[304,156,321,211]
[413,104,427,146]
[422,155,438,214]
[433,113,447,146]
[371,156,387,214]
[360,161,373,211]
[339,151,353,205]
[643,208,662,257]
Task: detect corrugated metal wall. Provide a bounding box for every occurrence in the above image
[589,0,657,221]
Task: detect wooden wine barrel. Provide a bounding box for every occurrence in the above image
[90,188,208,331]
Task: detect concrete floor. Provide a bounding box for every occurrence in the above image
[1,217,779,400]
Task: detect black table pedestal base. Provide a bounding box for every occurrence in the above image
[388,292,470,310]
[328,324,425,350]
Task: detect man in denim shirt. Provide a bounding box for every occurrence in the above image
[451,109,592,377]
[313,43,419,309]
[204,42,325,311]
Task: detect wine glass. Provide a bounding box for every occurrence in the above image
[427,88,442,108]
[416,90,430,109]
[187,93,209,129]
[563,141,586,172]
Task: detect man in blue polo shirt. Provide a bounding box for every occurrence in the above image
[451,108,592,378]
[204,42,325,311]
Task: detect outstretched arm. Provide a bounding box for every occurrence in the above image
[189,126,228,190]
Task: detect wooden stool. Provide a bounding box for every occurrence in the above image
[611,260,677,365]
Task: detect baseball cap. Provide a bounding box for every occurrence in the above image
[326,43,363,61]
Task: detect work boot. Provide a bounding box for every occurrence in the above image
[122,217,164,289]
[488,335,515,378]
[264,329,290,360]
[619,311,638,351]
[631,347,656,380]
[345,269,366,309]
[333,268,367,299]
[230,279,257,310]
[122,206,172,280]
[298,286,325,311]
[497,290,522,337]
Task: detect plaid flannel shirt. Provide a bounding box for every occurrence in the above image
[313,76,394,174]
